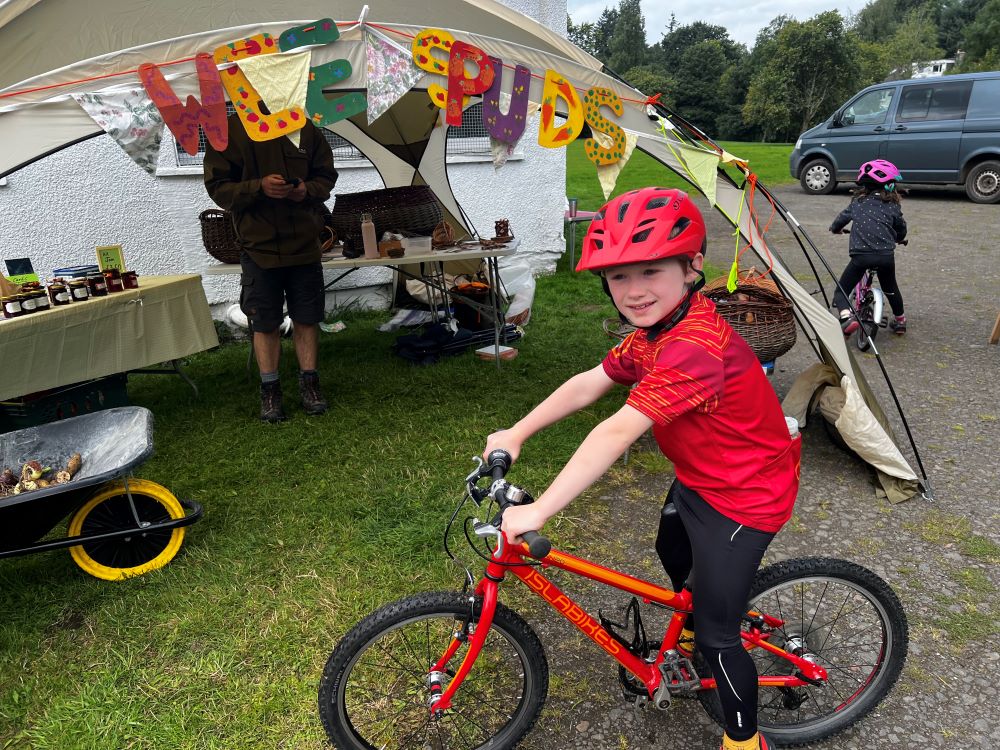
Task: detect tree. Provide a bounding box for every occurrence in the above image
[591,7,620,63]
[882,7,945,79]
[567,16,598,57]
[715,52,756,140]
[937,0,988,56]
[672,41,729,133]
[622,65,677,110]
[743,12,860,141]
[654,21,743,70]
[607,0,647,73]
[962,0,1000,61]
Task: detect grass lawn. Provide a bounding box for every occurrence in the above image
[0,141,790,749]
[566,140,796,212]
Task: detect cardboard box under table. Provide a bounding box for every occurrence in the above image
[0,274,219,404]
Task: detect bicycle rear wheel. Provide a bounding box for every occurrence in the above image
[857,295,877,352]
[319,591,548,750]
[698,557,908,746]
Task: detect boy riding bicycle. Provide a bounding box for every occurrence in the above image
[484,188,800,750]
[830,159,908,335]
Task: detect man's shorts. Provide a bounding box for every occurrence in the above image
[239,253,325,333]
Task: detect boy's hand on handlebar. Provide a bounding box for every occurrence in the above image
[501,504,549,545]
[483,429,522,464]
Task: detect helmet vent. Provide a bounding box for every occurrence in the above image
[617,202,630,223]
[668,217,691,240]
[593,239,604,249]
[645,197,669,210]
[632,228,652,243]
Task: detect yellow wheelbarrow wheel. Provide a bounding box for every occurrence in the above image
[68,479,186,580]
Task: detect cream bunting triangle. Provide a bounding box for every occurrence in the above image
[596,131,638,200]
[365,27,425,123]
[237,52,310,147]
[71,88,164,174]
[675,143,722,207]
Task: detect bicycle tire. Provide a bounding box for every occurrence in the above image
[857,299,876,352]
[697,557,908,746]
[318,591,548,750]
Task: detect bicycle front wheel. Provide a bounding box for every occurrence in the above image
[698,557,908,745]
[319,591,548,750]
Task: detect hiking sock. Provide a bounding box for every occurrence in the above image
[260,370,279,384]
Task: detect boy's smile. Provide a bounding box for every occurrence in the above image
[604,254,704,327]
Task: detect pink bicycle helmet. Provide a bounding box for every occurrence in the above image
[857,159,902,185]
[577,187,706,272]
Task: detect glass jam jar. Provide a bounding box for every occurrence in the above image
[1,295,23,319]
[122,270,139,289]
[48,281,71,306]
[69,279,90,301]
[87,273,108,297]
[32,289,51,312]
[18,292,37,314]
[103,269,124,293]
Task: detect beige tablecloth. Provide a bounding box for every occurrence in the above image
[0,274,219,401]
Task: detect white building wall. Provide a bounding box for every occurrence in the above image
[0,0,568,317]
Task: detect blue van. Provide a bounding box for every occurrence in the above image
[789,71,1000,203]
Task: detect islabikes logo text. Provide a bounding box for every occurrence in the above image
[521,569,622,656]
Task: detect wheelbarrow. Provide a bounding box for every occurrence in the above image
[0,406,202,580]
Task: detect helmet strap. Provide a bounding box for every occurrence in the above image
[644,268,705,341]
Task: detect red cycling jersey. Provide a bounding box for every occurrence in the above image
[602,293,799,532]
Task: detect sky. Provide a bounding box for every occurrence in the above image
[567,0,864,48]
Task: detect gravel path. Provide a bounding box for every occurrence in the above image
[505,184,1000,749]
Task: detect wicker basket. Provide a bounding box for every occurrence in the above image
[199,209,240,264]
[704,272,797,363]
[327,185,443,247]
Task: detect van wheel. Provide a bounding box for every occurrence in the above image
[800,158,836,195]
[965,161,1000,204]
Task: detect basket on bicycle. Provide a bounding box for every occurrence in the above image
[327,185,443,248]
[703,269,797,363]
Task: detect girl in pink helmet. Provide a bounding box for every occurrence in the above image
[484,187,800,750]
[830,159,909,334]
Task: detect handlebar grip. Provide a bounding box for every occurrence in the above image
[521,530,551,559]
[487,449,512,480]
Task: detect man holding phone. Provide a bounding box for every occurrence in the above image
[205,114,338,422]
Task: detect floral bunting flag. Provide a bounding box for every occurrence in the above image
[366,27,425,123]
[596,131,638,200]
[237,51,311,147]
[71,88,164,174]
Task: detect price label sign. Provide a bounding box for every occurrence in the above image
[95,245,126,272]
[4,257,39,285]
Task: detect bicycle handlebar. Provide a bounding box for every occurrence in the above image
[483,450,552,558]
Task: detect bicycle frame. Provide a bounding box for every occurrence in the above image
[429,536,828,714]
[853,269,885,327]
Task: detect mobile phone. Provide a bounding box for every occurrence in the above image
[284,177,301,187]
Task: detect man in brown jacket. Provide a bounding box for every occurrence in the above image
[205,114,338,422]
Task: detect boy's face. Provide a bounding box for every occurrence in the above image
[604,254,704,328]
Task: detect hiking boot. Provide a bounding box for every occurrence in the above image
[889,316,906,335]
[260,381,287,423]
[298,371,328,415]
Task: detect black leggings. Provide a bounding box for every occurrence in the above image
[655,480,775,742]
[832,253,904,317]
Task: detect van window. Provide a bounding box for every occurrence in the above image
[967,78,1000,119]
[843,89,893,125]
[897,81,973,122]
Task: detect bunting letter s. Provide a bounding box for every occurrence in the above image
[279,19,366,126]
[139,54,227,155]
[213,34,307,141]
[583,87,626,166]
[538,70,583,148]
[412,28,456,112]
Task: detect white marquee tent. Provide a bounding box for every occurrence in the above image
[0,0,929,499]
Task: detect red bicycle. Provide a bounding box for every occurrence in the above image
[318,451,908,749]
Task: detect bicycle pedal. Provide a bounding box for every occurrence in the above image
[658,653,701,694]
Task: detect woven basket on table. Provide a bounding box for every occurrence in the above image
[199,209,241,264]
[327,185,443,247]
[703,270,797,363]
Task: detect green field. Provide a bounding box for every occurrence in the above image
[566,140,796,212]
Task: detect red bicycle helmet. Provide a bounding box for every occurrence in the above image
[577,188,706,272]
[857,159,902,184]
